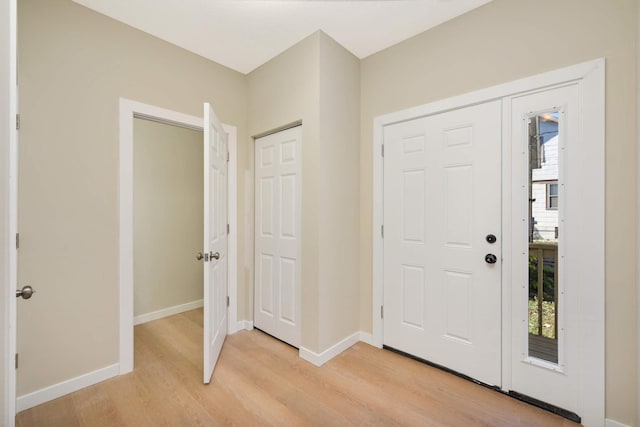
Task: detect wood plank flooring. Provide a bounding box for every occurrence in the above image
[16,309,580,426]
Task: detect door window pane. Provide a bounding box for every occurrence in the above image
[527,112,559,364]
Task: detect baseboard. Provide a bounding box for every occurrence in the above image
[133,299,203,325]
[229,320,253,334]
[605,419,631,427]
[299,332,361,367]
[359,332,377,347]
[17,363,119,412]
[239,320,254,331]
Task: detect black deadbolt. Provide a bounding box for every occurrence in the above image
[485,254,497,264]
[486,234,497,244]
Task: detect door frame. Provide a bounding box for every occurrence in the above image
[3,0,17,425]
[118,98,237,374]
[371,58,604,426]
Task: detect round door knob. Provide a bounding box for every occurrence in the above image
[486,234,497,244]
[196,252,204,261]
[211,252,220,260]
[485,254,497,264]
[16,285,36,300]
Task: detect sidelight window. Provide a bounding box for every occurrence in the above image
[527,111,559,364]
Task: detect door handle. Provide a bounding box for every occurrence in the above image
[16,285,36,300]
[197,252,220,261]
[485,254,497,264]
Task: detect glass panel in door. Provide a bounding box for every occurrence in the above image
[527,112,559,364]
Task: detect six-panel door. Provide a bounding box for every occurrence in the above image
[254,126,302,348]
[383,101,502,387]
[203,102,228,384]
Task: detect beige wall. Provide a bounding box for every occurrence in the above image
[248,32,322,350]
[13,0,638,423]
[248,31,360,352]
[1,0,11,422]
[317,35,360,351]
[133,118,203,317]
[359,0,637,424]
[17,0,246,396]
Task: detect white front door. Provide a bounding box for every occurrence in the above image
[508,84,582,417]
[203,102,228,384]
[254,126,301,348]
[383,101,502,386]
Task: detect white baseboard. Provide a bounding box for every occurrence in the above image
[358,332,377,347]
[239,320,254,331]
[134,299,203,325]
[229,320,253,334]
[17,363,119,412]
[299,332,361,367]
[605,419,631,427]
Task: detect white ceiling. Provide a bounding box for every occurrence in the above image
[72,0,493,75]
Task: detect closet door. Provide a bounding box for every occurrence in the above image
[254,126,301,347]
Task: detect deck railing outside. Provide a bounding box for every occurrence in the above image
[528,242,558,339]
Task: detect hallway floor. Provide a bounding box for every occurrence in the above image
[16,309,579,426]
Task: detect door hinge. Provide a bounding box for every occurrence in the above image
[15,353,18,369]
[381,144,384,157]
[15,233,19,249]
[227,151,229,162]
[226,296,229,307]
[16,114,20,130]
[380,306,384,319]
[381,225,384,238]
[227,223,230,235]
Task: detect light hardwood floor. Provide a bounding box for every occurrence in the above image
[16,309,580,426]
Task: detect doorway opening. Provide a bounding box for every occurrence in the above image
[118,99,238,376]
[132,117,204,372]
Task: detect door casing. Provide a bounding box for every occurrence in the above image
[371,59,604,426]
[118,98,238,375]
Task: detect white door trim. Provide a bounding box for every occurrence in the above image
[4,0,17,425]
[372,58,604,426]
[118,98,237,374]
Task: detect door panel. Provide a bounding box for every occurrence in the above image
[254,126,301,347]
[509,84,580,414]
[203,102,228,384]
[383,101,502,387]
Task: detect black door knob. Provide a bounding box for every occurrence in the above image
[486,234,497,244]
[485,254,497,264]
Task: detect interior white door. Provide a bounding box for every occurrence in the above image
[254,126,301,347]
[383,100,502,387]
[203,102,228,384]
[509,84,582,417]
[6,0,18,422]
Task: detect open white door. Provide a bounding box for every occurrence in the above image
[202,103,228,384]
[4,0,18,424]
